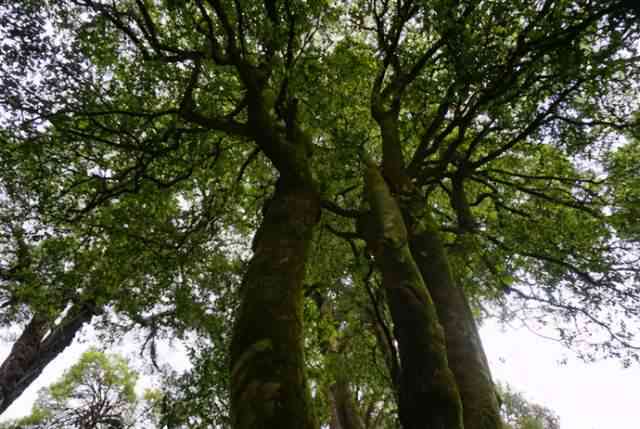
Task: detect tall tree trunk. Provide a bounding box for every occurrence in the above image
[369,39,501,428]
[409,221,502,429]
[229,178,320,429]
[0,304,95,415]
[363,162,463,429]
[329,378,366,429]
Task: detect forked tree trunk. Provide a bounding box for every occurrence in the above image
[0,305,95,415]
[363,162,463,429]
[410,224,502,429]
[229,178,320,429]
[406,204,502,429]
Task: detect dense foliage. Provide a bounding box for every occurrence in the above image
[0,0,639,427]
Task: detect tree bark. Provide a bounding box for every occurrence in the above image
[410,222,502,429]
[370,92,500,429]
[363,162,463,429]
[229,178,320,429]
[0,304,95,415]
[329,378,365,429]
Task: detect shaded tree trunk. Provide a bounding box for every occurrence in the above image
[229,178,320,429]
[406,171,503,429]
[329,378,366,429]
[370,97,499,429]
[0,304,95,415]
[363,162,463,429]
[410,226,502,429]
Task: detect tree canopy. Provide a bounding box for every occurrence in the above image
[498,383,560,429]
[0,0,639,428]
[0,348,158,429]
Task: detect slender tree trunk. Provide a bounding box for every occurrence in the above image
[409,221,502,429]
[229,178,320,429]
[311,286,367,429]
[366,304,400,397]
[329,378,366,429]
[0,304,95,415]
[363,162,463,429]
[315,296,366,429]
[330,390,342,429]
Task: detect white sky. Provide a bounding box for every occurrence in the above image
[481,320,640,429]
[1,320,639,428]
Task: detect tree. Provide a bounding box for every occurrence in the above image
[1,1,639,428]
[0,348,156,429]
[498,383,560,429]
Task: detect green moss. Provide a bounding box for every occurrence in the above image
[408,211,503,429]
[363,163,463,429]
[230,184,319,429]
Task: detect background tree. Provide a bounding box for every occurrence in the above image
[498,383,560,429]
[0,348,158,429]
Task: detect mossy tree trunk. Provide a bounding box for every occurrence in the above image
[228,69,321,427]
[229,175,320,429]
[364,162,464,429]
[230,83,320,429]
[407,171,502,429]
[370,89,502,429]
[410,225,502,429]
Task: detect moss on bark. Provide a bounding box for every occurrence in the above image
[410,220,502,429]
[364,162,463,429]
[230,179,320,429]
